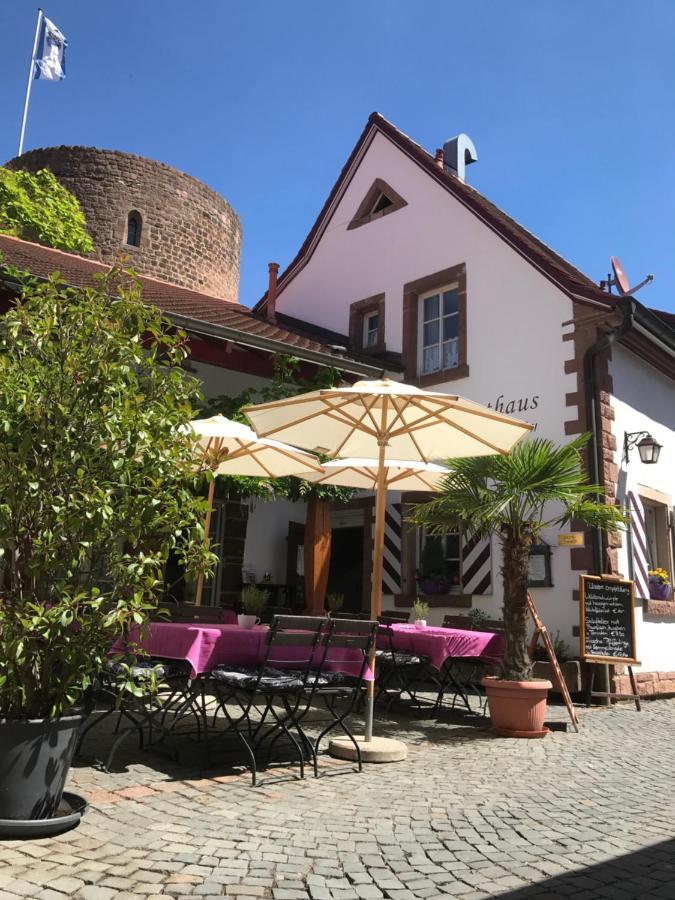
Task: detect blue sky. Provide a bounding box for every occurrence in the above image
[1,2,673,312]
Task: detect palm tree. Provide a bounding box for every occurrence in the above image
[409,435,625,681]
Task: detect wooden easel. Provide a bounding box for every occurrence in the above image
[584,662,641,711]
[527,592,579,732]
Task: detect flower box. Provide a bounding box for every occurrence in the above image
[649,579,672,601]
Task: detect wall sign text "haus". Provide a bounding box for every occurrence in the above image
[579,574,638,665]
[558,532,585,547]
[485,394,539,416]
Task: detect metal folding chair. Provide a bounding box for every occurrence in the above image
[76,657,196,771]
[210,615,326,785]
[374,618,429,713]
[312,617,378,774]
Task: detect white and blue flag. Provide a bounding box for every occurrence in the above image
[34,16,67,82]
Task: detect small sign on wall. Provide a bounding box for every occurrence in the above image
[558,532,585,547]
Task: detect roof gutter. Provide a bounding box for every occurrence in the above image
[629,301,675,358]
[0,269,400,381]
[166,310,403,380]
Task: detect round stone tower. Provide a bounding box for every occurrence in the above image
[6,146,241,301]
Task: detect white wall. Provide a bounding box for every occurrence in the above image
[191,359,268,404]
[611,344,675,672]
[244,498,306,585]
[278,129,582,648]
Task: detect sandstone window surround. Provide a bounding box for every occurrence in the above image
[347,178,408,231]
[124,210,143,249]
[349,293,386,355]
[402,263,468,385]
[639,484,675,614]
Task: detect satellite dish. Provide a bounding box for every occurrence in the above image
[604,256,654,296]
[610,257,630,294]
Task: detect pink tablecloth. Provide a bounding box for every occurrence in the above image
[112,622,372,681]
[383,624,504,670]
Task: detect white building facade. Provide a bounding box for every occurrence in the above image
[252,113,675,692]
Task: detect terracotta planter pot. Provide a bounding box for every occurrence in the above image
[481,677,552,738]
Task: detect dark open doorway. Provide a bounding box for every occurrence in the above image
[327,526,365,612]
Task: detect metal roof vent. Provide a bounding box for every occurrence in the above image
[442,134,478,183]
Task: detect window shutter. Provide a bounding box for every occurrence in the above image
[628,491,650,600]
[373,501,402,596]
[461,531,492,595]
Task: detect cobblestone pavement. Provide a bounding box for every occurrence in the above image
[1,698,674,900]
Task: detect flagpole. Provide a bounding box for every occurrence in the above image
[18,8,43,157]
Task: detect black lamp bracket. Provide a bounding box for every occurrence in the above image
[623,431,651,463]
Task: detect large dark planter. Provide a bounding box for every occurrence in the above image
[0,714,84,820]
[532,660,582,694]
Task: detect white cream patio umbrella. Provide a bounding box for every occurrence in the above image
[301,457,451,492]
[190,415,323,605]
[244,379,533,743]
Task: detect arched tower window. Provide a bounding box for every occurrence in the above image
[126,211,142,247]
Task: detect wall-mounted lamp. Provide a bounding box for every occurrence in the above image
[623,431,662,465]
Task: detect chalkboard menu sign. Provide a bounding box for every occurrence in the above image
[580,575,638,664]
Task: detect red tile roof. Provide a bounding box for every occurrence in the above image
[0,233,374,361]
[256,112,618,313]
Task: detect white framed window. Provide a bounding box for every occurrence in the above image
[363,311,380,348]
[643,499,672,571]
[419,287,459,375]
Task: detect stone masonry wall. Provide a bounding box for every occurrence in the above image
[6,146,241,301]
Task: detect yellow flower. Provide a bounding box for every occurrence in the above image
[649,568,670,584]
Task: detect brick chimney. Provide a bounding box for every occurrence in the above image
[434,148,444,169]
[267,262,279,323]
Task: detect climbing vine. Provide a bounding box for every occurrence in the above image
[0,167,93,254]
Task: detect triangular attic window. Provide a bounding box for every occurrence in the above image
[370,192,393,214]
[347,178,407,230]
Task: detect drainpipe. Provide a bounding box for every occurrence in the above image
[583,298,635,705]
[583,297,635,574]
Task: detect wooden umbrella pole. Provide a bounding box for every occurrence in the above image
[365,439,388,742]
[194,478,216,607]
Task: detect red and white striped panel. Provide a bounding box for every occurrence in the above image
[628,491,650,599]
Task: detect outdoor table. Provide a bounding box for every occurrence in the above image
[379,623,505,712]
[112,622,373,681]
[381,623,504,669]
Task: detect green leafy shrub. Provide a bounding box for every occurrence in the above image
[468,607,489,630]
[412,599,429,621]
[241,585,269,616]
[0,266,215,718]
[532,632,571,664]
[326,592,344,613]
[0,167,94,254]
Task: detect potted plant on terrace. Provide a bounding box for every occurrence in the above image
[325,593,345,616]
[531,633,583,695]
[648,568,672,601]
[409,435,625,737]
[0,266,214,828]
[239,586,269,628]
[412,599,429,629]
